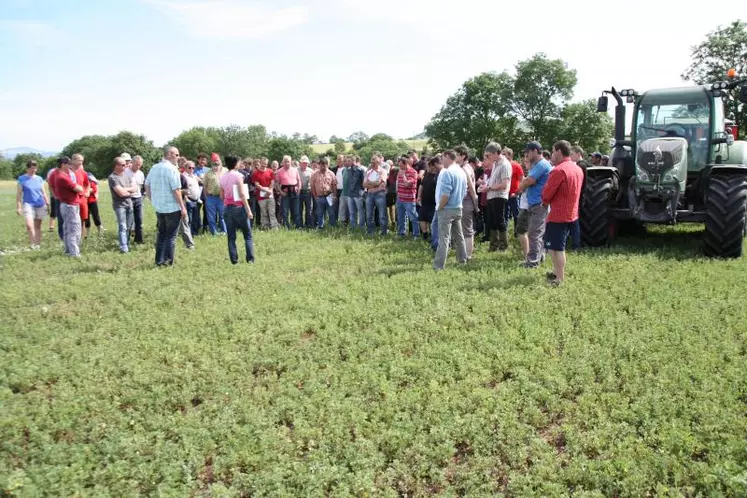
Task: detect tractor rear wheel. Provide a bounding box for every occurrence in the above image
[704,174,747,258]
[580,176,614,247]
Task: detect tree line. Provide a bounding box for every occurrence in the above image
[1,21,743,181]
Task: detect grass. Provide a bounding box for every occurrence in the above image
[1,181,746,496]
[309,140,429,155]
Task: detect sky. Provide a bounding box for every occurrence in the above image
[0,0,740,151]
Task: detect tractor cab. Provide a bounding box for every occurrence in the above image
[633,87,711,174]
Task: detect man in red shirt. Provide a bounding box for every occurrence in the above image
[541,140,584,286]
[251,159,278,229]
[53,156,85,257]
[71,154,91,238]
[503,148,525,236]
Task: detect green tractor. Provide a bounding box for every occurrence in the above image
[581,75,747,257]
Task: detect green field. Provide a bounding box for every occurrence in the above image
[1,181,746,496]
[309,140,429,155]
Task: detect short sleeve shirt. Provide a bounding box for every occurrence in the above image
[108,173,133,209]
[18,174,45,207]
[487,158,512,200]
[526,159,553,206]
[220,170,245,206]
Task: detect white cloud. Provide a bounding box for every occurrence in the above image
[0,20,61,47]
[144,0,309,40]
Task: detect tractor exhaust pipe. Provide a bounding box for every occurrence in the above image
[610,86,626,144]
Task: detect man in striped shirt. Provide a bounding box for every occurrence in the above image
[395,155,420,239]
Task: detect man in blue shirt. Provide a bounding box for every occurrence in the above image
[145,146,187,266]
[518,141,553,268]
[433,149,468,270]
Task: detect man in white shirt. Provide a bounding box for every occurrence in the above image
[480,142,511,252]
[123,153,145,244]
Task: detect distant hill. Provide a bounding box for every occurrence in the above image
[1,147,58,160]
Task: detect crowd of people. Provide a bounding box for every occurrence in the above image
[15,139,587,284]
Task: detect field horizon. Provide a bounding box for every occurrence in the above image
[1,182,746,496]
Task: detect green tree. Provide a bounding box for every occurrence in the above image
[265,135,314,163]
[169,126,218,160]
[214,124,269,158]
[424,53,579,153]
[90,131,160,178]
[558,99,615,154]
[425,72,523,153]
[39,156,58,177]
[60,135,109,165]
[301,133,318,144]
[347,131,369,147]
[12,153,44,178]
[0,154,12,180]
[682,20,747,137]
[510,53,577,146]
[333,140,346,153]
[355,133,410,165]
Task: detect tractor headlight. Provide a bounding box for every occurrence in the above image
[638,170,650,182]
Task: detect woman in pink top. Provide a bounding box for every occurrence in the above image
[219,155,255,264]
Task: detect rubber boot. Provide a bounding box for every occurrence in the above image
[489,230,499,252]
[498,230,509,251]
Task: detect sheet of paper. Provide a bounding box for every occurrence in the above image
[233,183,248,200]
[326,194,334,206]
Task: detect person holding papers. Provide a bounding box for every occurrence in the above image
[310,156,338,229]
[219,155,255,264]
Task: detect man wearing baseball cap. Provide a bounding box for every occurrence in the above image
[517,141,553,268]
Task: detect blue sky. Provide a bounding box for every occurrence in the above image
[0,0,740,151]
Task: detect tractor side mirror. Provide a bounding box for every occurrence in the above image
[597,95,608,112]
[739,85,747,104]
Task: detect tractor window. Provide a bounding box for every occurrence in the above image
[636,102,710,170]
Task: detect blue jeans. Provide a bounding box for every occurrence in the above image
[186,200,200,235]
[224,204,255,264]
[396,200,420,237]
[300,191,314,228]
[430,211,439,252]
[132,196,144,243]
[206,195,226,234]
[155,211,181,266]
[366,191,387,235]
[114,204,134,252]
[281,191,301,228]
[314,196,337,228]
[346,196,364,228]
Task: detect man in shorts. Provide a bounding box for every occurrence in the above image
[542,140,584,286]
